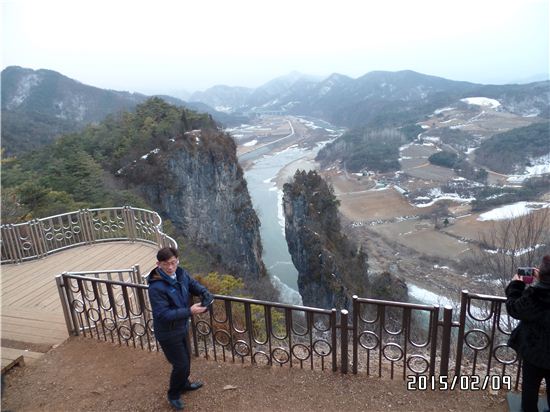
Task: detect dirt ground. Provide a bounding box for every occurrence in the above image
[2,337,508,412]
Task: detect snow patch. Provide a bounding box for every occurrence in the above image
[413,188,476,208]
[141,148,160,160]
[507,153,550,183]
[460,97,501,108]
[6,74,42,109]
[434,107,454,114]
[477,201,550,221]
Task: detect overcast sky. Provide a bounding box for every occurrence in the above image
[2,0,549,96]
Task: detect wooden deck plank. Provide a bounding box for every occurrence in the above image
[1,317,68,333]
[0,331,66,346]
[1,306,66,320]
[1,243,134,284]
[2,354,24,373]
[2,347,45,363]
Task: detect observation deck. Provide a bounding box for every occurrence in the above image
[0,207,174,369]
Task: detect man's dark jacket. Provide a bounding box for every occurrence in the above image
[505,280,550,369]
[147,266,209,340]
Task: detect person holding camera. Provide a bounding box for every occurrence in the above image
[506,255,550,412]
[148,247,214,410]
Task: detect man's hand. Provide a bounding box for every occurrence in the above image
[190,303,208,315]
[512,274,522,281]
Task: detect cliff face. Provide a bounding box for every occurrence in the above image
[129,128,266,282]
[283,170,369,310]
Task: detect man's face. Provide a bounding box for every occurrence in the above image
[158,257,179,275]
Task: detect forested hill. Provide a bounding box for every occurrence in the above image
[474,121,550,174]
[2,97,272,292]
[1,66,247,156]
[1,97,215,221]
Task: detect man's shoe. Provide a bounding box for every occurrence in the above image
[183,381,203,391]
[167,396,184,410]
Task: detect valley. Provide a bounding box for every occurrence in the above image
[2,66,548,309]
[231,104,550,307]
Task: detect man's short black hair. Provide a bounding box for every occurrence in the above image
[157,247,179,262]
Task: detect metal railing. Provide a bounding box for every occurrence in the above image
[1,206,177,264]
[351,296,443,378]
[55,271,522,388]
[191,295,338,372]
[455,290,520,390]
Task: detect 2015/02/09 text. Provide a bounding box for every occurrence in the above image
[406,375,511,391]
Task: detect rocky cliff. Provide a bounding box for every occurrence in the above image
[121,114,267,284]
[283,170,369,310]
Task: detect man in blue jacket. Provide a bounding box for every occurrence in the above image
[148,247,213,410]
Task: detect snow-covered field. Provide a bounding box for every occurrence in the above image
[477,201,550,221]
[507,153,550,183]
[460,97,501,109]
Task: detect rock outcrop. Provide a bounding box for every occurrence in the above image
[369,271,408,303]
[126,126,267,283]
[283,170,369,310]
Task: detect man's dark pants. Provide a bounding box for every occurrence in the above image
[158,333,191,400]
[521,359,550,412]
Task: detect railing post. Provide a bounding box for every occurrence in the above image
[2,225,20,263]
[124,206,137,242]
[454,290,469,376]
[352,295,359,374]
[56,273,77,335]
[80,209,95,244]
[429,306,439,377]
[440,305,453,377]
[29,219,47,258]
[331,308,337,372]
[131,264,142,284]
[340,309,349,374]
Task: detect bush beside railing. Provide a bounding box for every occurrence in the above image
[1,206,177,264]
[56,272,521,389]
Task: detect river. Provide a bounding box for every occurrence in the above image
[236,116,460,308]
[237,117,340,304]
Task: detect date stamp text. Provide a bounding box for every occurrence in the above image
[406,375,512,391]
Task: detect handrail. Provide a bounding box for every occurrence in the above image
[1,206,177,264]
[56,271,519,386]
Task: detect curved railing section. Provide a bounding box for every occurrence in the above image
[1,206,177,264]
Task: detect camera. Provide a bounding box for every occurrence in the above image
[517,267,536,284]
[201,292,214,307]
[517,267,535,277]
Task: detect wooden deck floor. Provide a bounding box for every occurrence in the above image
[1,242,158,352]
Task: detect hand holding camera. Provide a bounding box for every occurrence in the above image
[190,303,208,315]
[517,267,537,284]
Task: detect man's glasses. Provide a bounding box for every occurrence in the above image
[160,259,179,267]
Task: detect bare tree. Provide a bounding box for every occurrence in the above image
[466,207,550,294]
[431,201,450,229]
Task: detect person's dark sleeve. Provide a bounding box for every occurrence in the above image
[505,281,543,321]
[183,268,210,297]
[148,284,191,321]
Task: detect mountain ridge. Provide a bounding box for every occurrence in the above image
[190,69,549,128]
[1,66,246,155]
[2,65,548,156]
